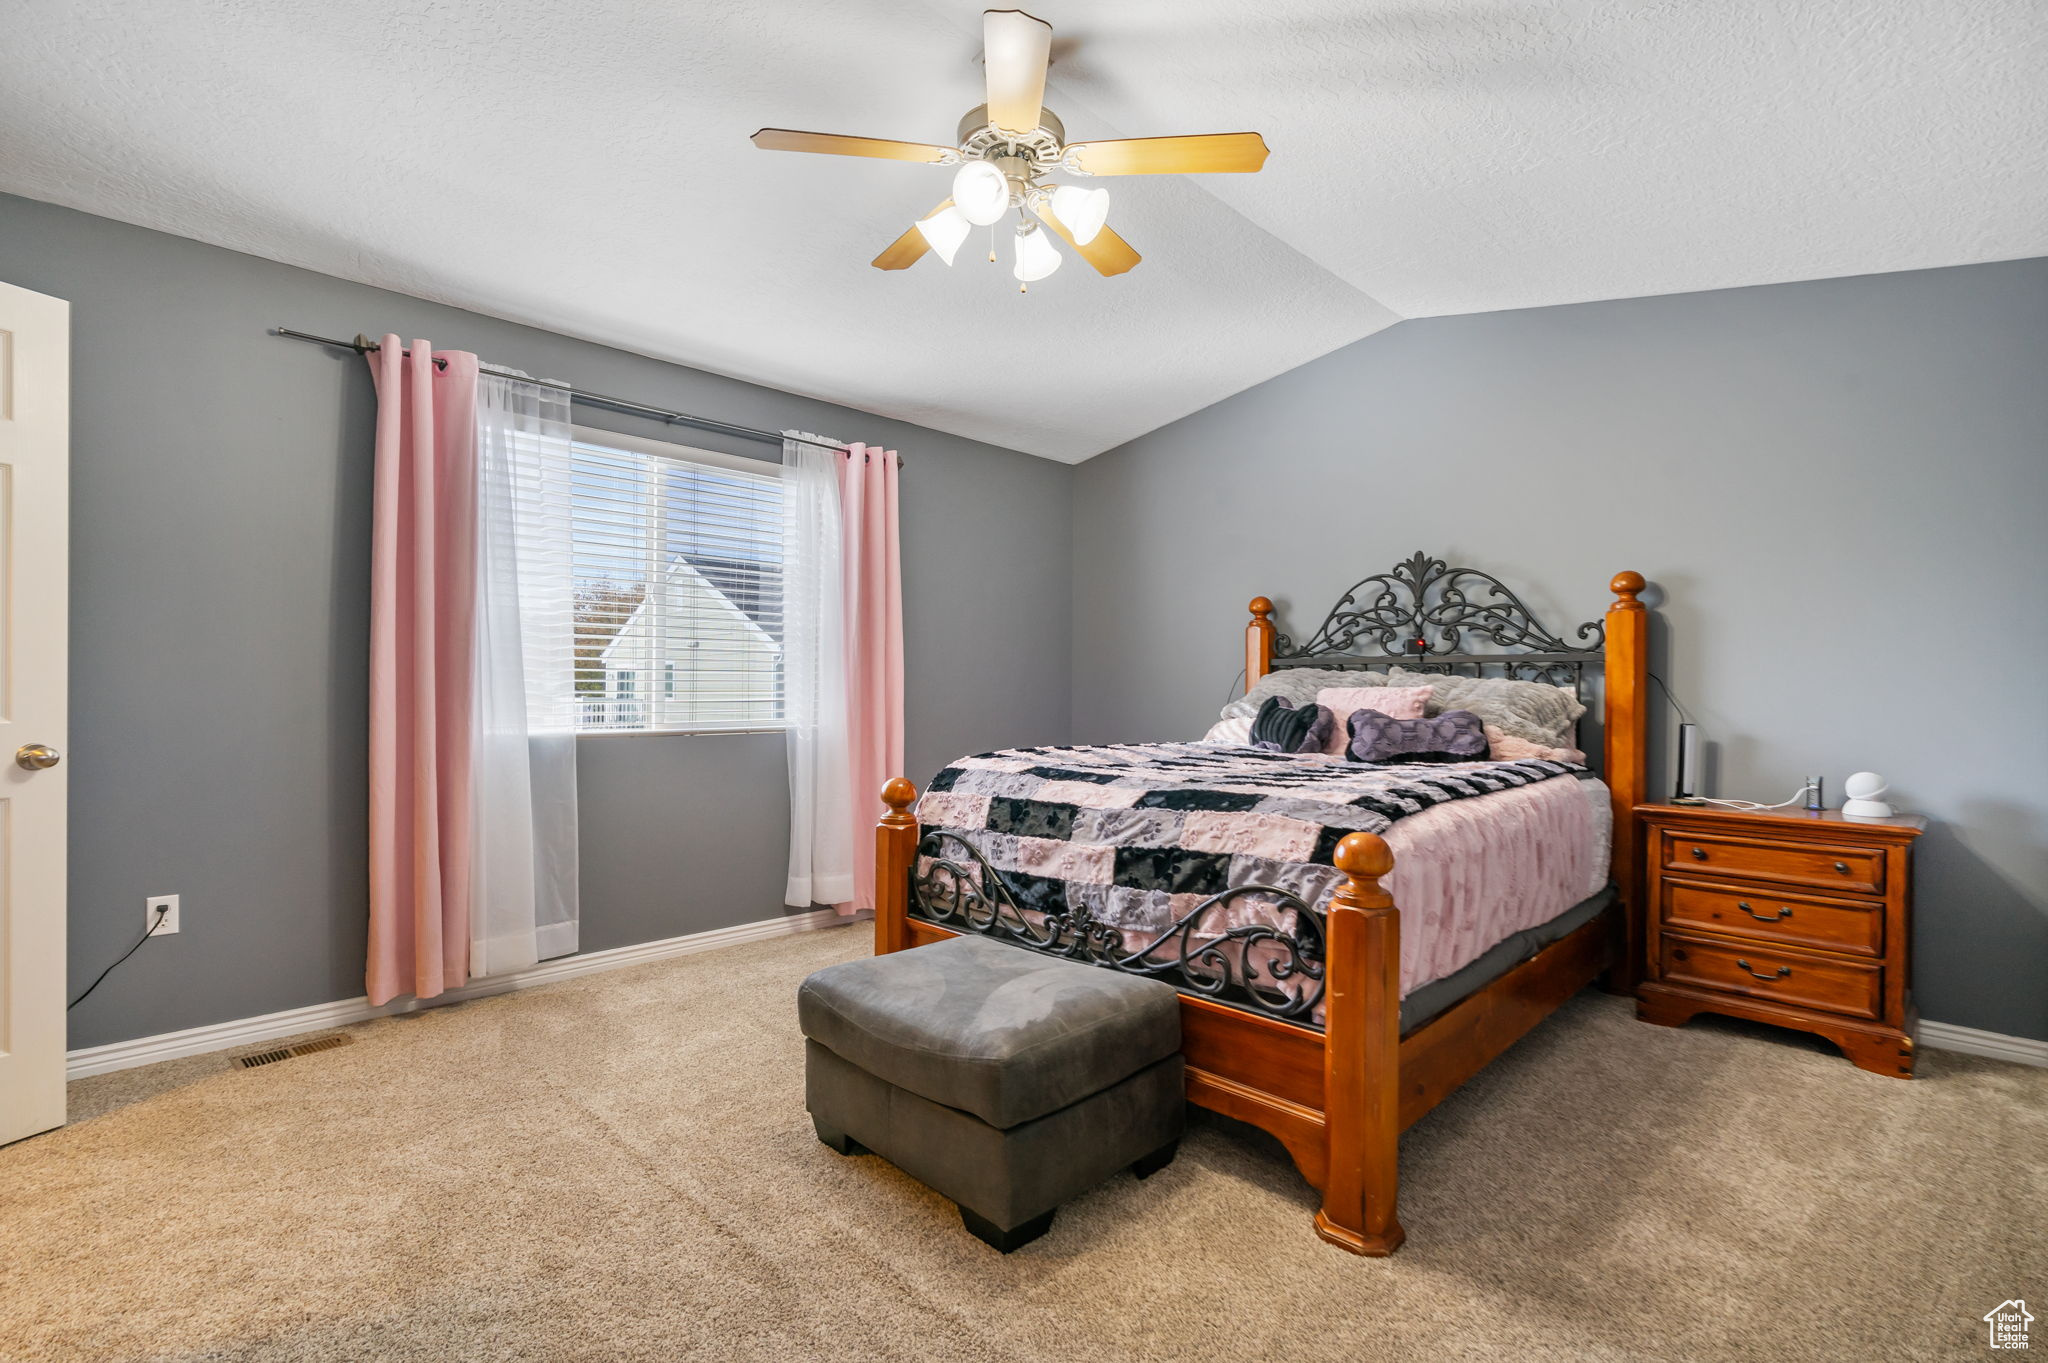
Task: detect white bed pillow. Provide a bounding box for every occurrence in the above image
[1201,716,1254,745]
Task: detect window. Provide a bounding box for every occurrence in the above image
[566,428,785,732]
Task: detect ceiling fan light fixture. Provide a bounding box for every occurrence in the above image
[914,204,971,266]
[752,11,1266,281]
[1049,184,1111,245]
[952,160,1011,226]
[1012,222,1062,283]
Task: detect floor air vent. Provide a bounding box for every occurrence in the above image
[234,1034,354,1069]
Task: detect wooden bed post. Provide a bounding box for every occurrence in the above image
[1246,598,1275,690]
[1314,831,1406,1257]
[1602,572,1649,992]
[874,778,919,957]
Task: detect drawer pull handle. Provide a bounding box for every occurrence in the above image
[1834,862,1850,874]
[1735,958,1791,981]
[1691,847,1708,860]
[1738,901,1792,921]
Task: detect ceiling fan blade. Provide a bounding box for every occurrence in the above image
[751,129,957,164]
[1032,202,1141,277]
[872,200,956,271]
[1063,133,1270,176]
[983,9,1053,134]
[871,226,931,272]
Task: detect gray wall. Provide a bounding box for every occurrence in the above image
[0,193,1074,1050]
[1074,258,2048,1042]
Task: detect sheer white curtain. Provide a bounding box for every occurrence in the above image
[471,372,580,973]
[781,432,854,907]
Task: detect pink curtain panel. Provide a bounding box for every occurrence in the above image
[838,443,905,913]
[366,336,481,1005]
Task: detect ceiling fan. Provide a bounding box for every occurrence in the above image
[751,8,1270,289]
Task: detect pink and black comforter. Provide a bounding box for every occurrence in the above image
[915,743,1594,998]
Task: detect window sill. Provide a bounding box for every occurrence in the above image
[575,725,788,739]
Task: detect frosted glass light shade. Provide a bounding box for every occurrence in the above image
[952,161,1011,226]
[1050,184,1111,245]
[914,204,971,265]
[1012,223,1062,282]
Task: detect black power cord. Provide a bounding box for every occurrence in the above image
[68,906,170,1011]
[1648,669,1693,724]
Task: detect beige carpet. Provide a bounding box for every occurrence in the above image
[3,924,2040,1363]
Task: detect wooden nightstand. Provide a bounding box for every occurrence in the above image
[1634,802,1926,1078]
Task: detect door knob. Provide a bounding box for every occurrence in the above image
[15,744,60,770]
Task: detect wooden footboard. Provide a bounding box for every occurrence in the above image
[876,779,1400,1248]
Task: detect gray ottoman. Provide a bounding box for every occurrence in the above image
[797,935,1184,1252]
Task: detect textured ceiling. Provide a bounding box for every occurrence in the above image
[3,1,2043,461]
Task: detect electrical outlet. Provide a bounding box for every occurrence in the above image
[146,894,180,936]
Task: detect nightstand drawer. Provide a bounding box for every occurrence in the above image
[1660,879,1883,957]
[1659,934,1880,1020]
[1659,830,1884,894]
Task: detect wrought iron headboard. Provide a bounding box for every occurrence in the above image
[1264,551,1607,707]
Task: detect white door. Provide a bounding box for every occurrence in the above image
[0,281,69,1146]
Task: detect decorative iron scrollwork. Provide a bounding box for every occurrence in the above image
[912,830,1328,1024]
[1389,657,1587,689]
[1273,551,1604,662]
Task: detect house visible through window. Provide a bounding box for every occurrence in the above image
[568,428,785,732]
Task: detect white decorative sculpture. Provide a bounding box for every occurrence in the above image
[1842,771,1894,818]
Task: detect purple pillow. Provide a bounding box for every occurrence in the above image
[1250,696,1335,754]
[1346,708,1489,764]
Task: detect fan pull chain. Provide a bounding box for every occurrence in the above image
[987,225,997,264]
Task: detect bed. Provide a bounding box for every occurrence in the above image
[871,554,1650,1255]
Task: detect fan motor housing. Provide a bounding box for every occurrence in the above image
[957,104,1066,173]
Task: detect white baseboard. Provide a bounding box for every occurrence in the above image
[66,907,861,1081]
[1919,1020,2048,1068]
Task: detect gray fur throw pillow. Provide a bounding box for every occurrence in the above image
[1347,708,1490,764]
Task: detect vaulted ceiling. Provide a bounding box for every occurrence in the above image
[4,2,2043,461]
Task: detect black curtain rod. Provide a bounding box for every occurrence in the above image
[271,327,874,458]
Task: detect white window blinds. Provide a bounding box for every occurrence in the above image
[544,428,786,732]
